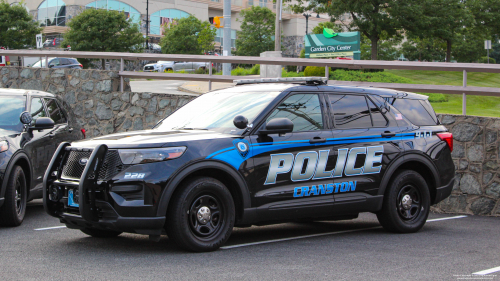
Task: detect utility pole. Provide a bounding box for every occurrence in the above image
[145,0,149,49]
[274,0,282,51]
[222,0,231,75]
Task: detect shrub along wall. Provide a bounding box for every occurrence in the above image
[0,66,498,216]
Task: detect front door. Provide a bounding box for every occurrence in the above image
[326,93,404,213]
[248,92,337,221]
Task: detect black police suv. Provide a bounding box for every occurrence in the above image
[0,89,84,226]
[43,77,454,252]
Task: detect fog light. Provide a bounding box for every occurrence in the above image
[49,185,62,202]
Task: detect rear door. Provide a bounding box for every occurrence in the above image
[248,92,337,221]
[326,93,404,213]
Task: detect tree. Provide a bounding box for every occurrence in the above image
[63,8,143,68]
[235,6,275,57]
[311,22,341,35]
[401,37,446,62]
[160,15,214,55]
[198,22,217,54]
[0,1,42,49]
[361,33,401,61]
[320,0,400,60]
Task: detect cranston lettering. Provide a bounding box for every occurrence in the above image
[293,181,357,197]
[264,146,383,185]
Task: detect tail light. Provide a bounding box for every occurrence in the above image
[81,128,86,139]
[437,132,453,152]
[79,64,83,68]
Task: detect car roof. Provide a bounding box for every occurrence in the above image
[229,83,428,100]
[0,89,55,97]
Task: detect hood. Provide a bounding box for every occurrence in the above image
[70,129,236,149]
[144,63,159,67]
[0,128,20,140]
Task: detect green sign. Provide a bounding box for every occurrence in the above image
[305,31,361,60]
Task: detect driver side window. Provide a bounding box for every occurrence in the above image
[30,98,48,124]
[267,94,324,132]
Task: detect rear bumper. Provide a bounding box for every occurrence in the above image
[433,178,454,204]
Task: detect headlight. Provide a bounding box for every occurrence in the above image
[0,141,8,153]
[118,147,186,165]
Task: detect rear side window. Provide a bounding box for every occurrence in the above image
[391,99,438,126]
[44,98,67,124]
[60,58,70,65]
[267,94,324,132]
[329,94,387,129]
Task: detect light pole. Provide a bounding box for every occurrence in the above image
[303,13,311,34]
[143,0,150,49]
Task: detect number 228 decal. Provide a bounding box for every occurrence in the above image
[124,173,146,179]
[416,131,433,139]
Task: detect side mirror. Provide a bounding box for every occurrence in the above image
[259,118,294,135]
[233,115,248,129]
[32,117,55,130]
[20,111,33,125]
[49,64,54,68]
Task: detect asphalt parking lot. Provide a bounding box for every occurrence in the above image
[1,200,499,281]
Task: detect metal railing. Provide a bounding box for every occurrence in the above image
[2,49,500,115]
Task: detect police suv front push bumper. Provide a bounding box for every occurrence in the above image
[43,143,165,235]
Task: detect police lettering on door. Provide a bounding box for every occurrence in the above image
[264,146,384,198]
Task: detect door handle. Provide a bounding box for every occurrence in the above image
[310,137,327,144]
[68,128,74,133]
[381,131,396,137]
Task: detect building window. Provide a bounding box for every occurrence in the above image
[38,0,66,27]
[150,9,190,35]
[215,29,236,48]
[85,0,141,24]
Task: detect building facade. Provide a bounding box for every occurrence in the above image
[10,0,331,56]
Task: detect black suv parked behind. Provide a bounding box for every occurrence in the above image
[43,78,454,251]
[0,89,84,226]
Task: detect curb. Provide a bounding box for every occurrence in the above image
[177,86,204,95]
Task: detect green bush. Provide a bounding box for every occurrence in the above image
[282,70,305,77]
[195,68,208,74]
[329,69,413,83]
[249,64,260,75]
[425,93,449,103]
[304,66,326,77]
[299,49,305,58]
[285,65,297,72]
[478,56,496,64]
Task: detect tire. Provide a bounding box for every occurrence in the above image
[377,170,431,233]
[164,68,173,72]
[0,166,27,227]
[166,177,235,252]
[80,228,122,238]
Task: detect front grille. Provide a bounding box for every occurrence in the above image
[61,150,128,181]
[144,66,154,71]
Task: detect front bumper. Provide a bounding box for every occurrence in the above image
[43,143,166,235]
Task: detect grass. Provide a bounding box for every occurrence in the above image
[387,70,500,117]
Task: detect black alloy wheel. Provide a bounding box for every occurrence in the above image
[377,169,430,233]
[0,166,27,226]
[189,195,223,239]
[166,177,235,252]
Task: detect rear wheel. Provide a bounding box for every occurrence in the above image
[0,166,27,226]
[80,228,122,238]
[166,177,235,252]
[377,170,430,233]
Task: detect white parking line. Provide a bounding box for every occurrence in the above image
[221,215,467,250]
[473,266,500,275]
[34,226,67,231]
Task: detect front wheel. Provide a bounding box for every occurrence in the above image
[376,170,430,233]
[166,177,235,252]
[0,166,27,226]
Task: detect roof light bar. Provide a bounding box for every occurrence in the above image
[234,77,328,85]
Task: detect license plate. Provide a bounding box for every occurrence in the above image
[68,189,79,208]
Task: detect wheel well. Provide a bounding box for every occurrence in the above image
[393,161,437,203]
[174,168,245,221]
[13,158,31,196]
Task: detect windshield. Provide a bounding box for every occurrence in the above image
[155,90,281,134]
[0,96,26,131]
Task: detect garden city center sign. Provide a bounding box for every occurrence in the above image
[304,31,361,59]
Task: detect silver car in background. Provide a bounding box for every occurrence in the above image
[143,61,209,72]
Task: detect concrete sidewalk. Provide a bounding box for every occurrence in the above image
[178,81,235,94]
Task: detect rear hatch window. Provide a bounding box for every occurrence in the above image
[390,98,438,126]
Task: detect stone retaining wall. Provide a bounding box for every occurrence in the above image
[433,114,500,216]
